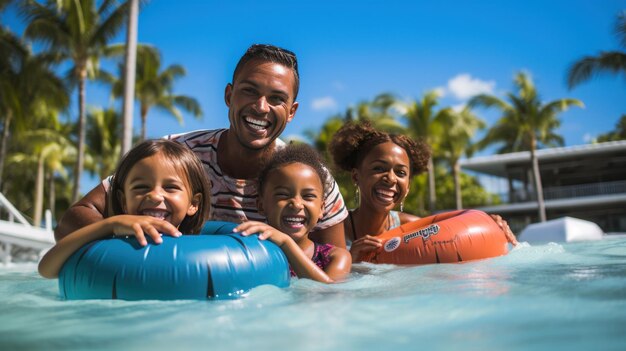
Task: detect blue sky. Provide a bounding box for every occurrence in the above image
[3,1,626,193]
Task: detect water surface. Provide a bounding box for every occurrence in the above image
[1,239,625,351]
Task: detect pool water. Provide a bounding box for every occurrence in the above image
[1,238,625,351]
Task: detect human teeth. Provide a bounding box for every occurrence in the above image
[376,189,395,197]
[245,117,269,130]
[284,217,305,224]
[142,210,168,219]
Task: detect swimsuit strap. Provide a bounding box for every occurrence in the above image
[389,211,402,229]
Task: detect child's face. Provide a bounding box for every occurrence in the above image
[118,154,200,229]
[353,141,411,212]
[259,163,324,241]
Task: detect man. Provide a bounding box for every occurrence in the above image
[55,44,348,247]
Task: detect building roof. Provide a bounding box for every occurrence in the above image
[459,140,626,178]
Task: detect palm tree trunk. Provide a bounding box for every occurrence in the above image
[121,0,139,155]
[530,138,546,222]
[72,72,87,202]
[140,104,147,141]
[0,111,12,190]
[48,169,55,217]
[453,160,462,210]
[427,158,436,212]
[34,154,45,227]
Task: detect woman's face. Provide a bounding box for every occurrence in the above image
[353,141,411,213]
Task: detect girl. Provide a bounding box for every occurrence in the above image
[38,139,211,278]
[235,144,351,283]
[329,121,517,263]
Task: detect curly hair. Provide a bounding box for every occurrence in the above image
[258,143,329,195]
[108,139,211,234]
[328,121,430,176]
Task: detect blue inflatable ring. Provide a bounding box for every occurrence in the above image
[58,221,290,300]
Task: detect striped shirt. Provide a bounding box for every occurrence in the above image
[166,129,348,231]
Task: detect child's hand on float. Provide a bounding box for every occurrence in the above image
[349,235,382,263]
[234,221,291,247]
[108,215,182,246]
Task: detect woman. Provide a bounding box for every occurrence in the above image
[329,121,516,262]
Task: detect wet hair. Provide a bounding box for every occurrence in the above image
[258,143,329,195]
[232,44,300,99]
[329,121,431,176]
[108,139,211,234]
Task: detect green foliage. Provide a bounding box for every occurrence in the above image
[469,71,583,153]
[101,44,203,140]
[86,107,122,179]
[567,11,626,89]
[596,115,626,142]
[431,166,501,210]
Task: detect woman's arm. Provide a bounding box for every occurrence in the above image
[349,235,382,263]
[39,215,181,279]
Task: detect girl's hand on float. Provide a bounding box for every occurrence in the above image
[350,235,382,263]
[108,215,182,246]
[490,214,519,246]
[234,221,291,247]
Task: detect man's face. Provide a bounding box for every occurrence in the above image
[225,60,299,150]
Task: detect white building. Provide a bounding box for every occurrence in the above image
[459,140,626,234]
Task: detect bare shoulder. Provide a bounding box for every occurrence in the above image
[399,212,420,224]
[329,245,351,261]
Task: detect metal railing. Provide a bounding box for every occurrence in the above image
[543,180,626,200]
[494,180,626,205]
[0,193,54,264]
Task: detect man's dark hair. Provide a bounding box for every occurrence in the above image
[232,44,300,99]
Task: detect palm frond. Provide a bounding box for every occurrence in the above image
[467,94,511,112]
[567,52,626,89]
[173,95,202,117]
[616,10,626,48]
[90,0,129,48]
[155,99,183,124]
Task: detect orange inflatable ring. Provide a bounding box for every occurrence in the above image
[360,209,509,264]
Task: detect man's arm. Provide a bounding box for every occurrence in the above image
[54,184,108,242]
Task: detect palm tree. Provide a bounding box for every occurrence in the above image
[399,90,445,212]
[101,44,202,141]
[469,72,584,222]
[86,107,122,179]
[31,130,75,227]
[597,114,626,142]
[341,93,404,133]
[0,28,69,191]
[121,0,139,155]
[304,117,357,208]
[4,104,75,227]
[567,11,626,89]
[21,0,130,202]
[437,107,485,209]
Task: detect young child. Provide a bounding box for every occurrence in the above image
[38,139,211,278]
[234,144,351,283]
